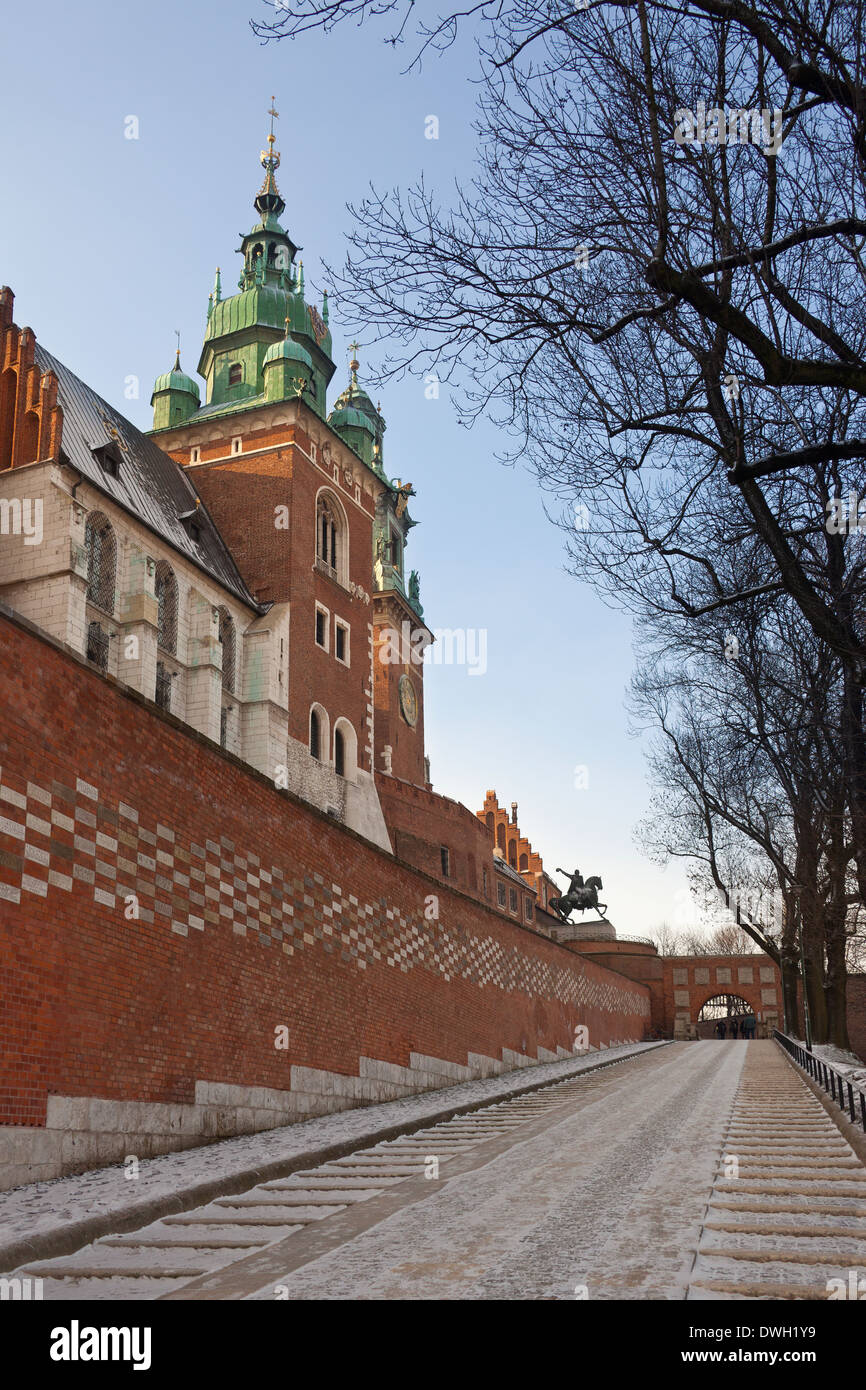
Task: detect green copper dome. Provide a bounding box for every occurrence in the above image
[263,337,313,370]
[329,404,373,431]
[151,352,201,429]
[328,352,386,470]
[151,355,201,403]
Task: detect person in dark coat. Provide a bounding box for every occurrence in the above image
[717,1018,727,1039]
[743,1014,755,1039]
[730,1017,739,1039]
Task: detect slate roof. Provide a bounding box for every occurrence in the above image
[37,344,264,613]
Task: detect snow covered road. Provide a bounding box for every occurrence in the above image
[11,1040,866,1300]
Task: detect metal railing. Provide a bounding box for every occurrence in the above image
[774,1028,866,1134]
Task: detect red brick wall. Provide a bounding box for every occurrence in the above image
[372,597,427,786]
[0,611,650,1130]
[171,420,378,770]
[376,772,496,905]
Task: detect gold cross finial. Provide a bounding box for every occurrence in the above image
[268,97,279,146]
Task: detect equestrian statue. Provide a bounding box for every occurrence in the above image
[549,867,608,922]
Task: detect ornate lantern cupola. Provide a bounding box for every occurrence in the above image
[192,99,336,416]
[328,345,386,472]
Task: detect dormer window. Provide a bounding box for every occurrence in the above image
[92,441,122,479]
[179,508,202,544]
[228,364,242,386]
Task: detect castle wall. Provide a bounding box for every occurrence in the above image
[0,608,650,1189]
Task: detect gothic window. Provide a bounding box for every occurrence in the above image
[519,852,528,872]
[486,811,494,833]
[440,846,451,878]
[509,842,517,869]
[496,823,506,852]
[84,512,116,615]
[228,363,242,386]
[217,606,235,693]
[315,491,347,582]
[334,726,345,777]
[317,499,337,570]
[155,560,178,654]
[155,661,172,712]
[86,621,109,673]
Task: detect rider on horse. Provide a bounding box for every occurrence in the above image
[551,867,607,921]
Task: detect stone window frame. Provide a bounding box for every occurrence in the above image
[315,602,330,653]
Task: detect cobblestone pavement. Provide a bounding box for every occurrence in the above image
[10,1041,865,1300]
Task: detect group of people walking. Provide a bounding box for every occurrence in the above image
[716,1015,756,1039]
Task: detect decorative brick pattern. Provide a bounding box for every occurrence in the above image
[0,765,646,1017]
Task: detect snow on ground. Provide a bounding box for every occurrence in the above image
[0,1041,664,1269]
[242,1041,747,1301]
[791,1039,866,1092]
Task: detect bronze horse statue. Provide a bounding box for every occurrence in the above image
[549,867,608,922]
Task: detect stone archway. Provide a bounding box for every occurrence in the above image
[697,993,754,1039]
[664,956,782,1040]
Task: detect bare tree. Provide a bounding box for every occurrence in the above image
[259,0,866,905]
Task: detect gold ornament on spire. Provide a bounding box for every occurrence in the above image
[261,96,281,173]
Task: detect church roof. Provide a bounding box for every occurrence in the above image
[37,344,264,612]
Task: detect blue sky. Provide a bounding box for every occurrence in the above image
[0,0,695,935]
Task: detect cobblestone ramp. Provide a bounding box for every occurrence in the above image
[688,1046,866,1299]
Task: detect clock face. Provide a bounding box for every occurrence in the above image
[399,674,418,727]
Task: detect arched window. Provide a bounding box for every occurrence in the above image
[486,811,495,833]
[315,491,348,583]
[310,709,321,760]
[496,823,506,851]
[84,512,116,615]
[519,853,528,872]
[154,560,178,654]
[333,718,357,780]
[217,606,235,694]
[318,498,337,569]
[509,841,517,869]
[309,703,329,762]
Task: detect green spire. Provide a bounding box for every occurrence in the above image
[190,100,335,413]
